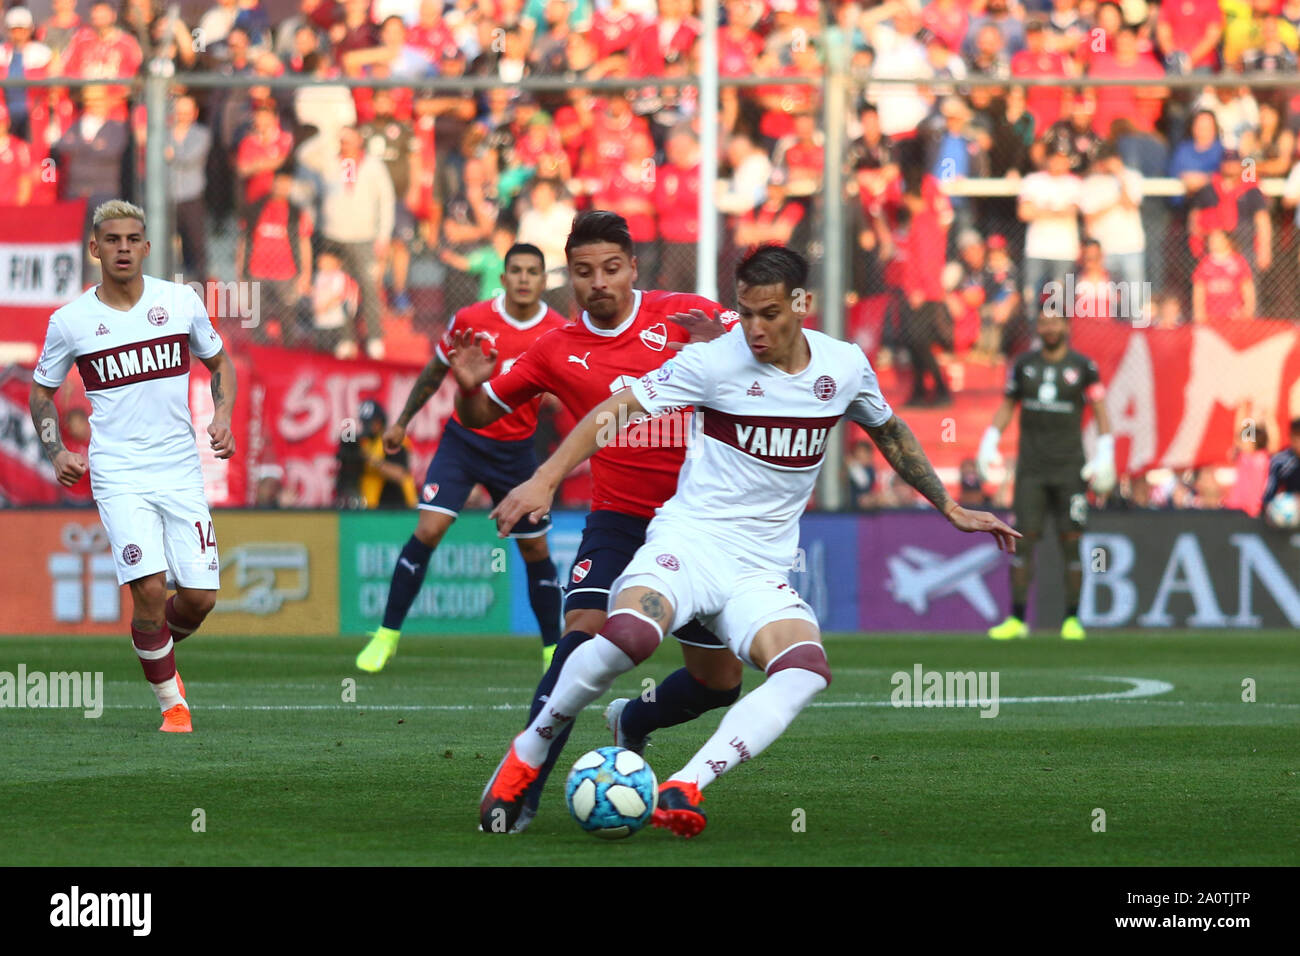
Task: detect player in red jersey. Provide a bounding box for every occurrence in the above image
[447,210,746,833]
[355,243,568,673]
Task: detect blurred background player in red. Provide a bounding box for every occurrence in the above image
[355,242,567,673]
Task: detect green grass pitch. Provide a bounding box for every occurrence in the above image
[0,631,1295,866]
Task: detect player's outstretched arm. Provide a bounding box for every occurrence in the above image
[863,414,1022,553]
[200,349,237,459]
[489,388,650,536]
[387,354,450,452]
[28,382,87,487]
[446,328,506,429]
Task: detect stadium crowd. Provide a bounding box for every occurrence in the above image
[1,0,1296,511]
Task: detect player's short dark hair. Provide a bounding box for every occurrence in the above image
[504,242,544,270]
[565,210,633,259]
[735,244,808,298]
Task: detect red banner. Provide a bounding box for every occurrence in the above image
[1073,318,1300,474]
[0,200,86,348]
[240,344,444,507]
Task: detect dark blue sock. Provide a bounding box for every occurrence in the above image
[523,628,592,808]
[619,667,742,740]
[525,556,562,647]
[381,536,433,631]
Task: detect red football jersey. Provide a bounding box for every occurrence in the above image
[485,289,731,518]
[438,296,568,442]
[1194,253,1252,319]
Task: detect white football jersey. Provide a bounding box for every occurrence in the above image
[33,275,225,498]
[629,326,893,566]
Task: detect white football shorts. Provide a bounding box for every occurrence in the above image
[610,518,818,667]
[95,486,221,588]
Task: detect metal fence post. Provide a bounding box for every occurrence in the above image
[143,60,170,280]
[818,24,849,512]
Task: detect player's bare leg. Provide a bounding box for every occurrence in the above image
[990,532,1038,640]
[1059,531,1086,640]
[129,572,191,732]
[513,532,562,665]
[358,508,454,672]
[481,587,671,833]
[654,619,829,838]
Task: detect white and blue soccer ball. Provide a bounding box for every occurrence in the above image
[1266,492,1300,529]
[565,746,658,839]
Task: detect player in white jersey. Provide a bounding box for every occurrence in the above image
[28,200,237,733]
[478,245,1019,835]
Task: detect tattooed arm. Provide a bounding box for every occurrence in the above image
[28,382,87,486]
[384,355,450,453]
[200,349,237,459]
[863,414,1021,552]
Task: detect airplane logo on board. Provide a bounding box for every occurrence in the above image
[885,543,1003,621]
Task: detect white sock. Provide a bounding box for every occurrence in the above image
[515,636,635,766]
[672,668,827,790]
[150,676,185,712]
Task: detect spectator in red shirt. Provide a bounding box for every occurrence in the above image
[718,0,762,76]
[773,109,824,199]
[628,0,699,77]
[893,169,953,406]
[408,0,456,61]
[60,0,141,121]
[593,132,658,280]
[1193,229,1255,320]
[0,103,35,205]
[236,166,315,345]
[235,99,293,209]
[1089,24,1168,138]
[592,0,642,58]
[513,110,571,183]
[654,125,700,292]
[923,0,971,54]
[1157,0,1225,72]
[1188,149,1271,269]
[1012,18,1069,133]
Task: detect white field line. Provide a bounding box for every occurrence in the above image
[87,676,1198,711]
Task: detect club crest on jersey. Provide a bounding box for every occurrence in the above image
[122,544,142,565]
[571,558,592,583]
[146,306,169,327]
[813,375,837,401]
[639,322,667,351]
[746,381,764,397]
[422,483,439,502]
[656,554,680,571]
[1063,366,1080,385]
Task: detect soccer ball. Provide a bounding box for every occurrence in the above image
[1265,492,1300,529]
[565,746,658,839]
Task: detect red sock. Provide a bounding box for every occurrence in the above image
[165,595,203,643]
[131,622,176,683]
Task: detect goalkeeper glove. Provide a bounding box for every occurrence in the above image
[977,426,1003,482]
[1081,433,1116,495]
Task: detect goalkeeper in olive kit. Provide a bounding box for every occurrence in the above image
[977,310,1114,640]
